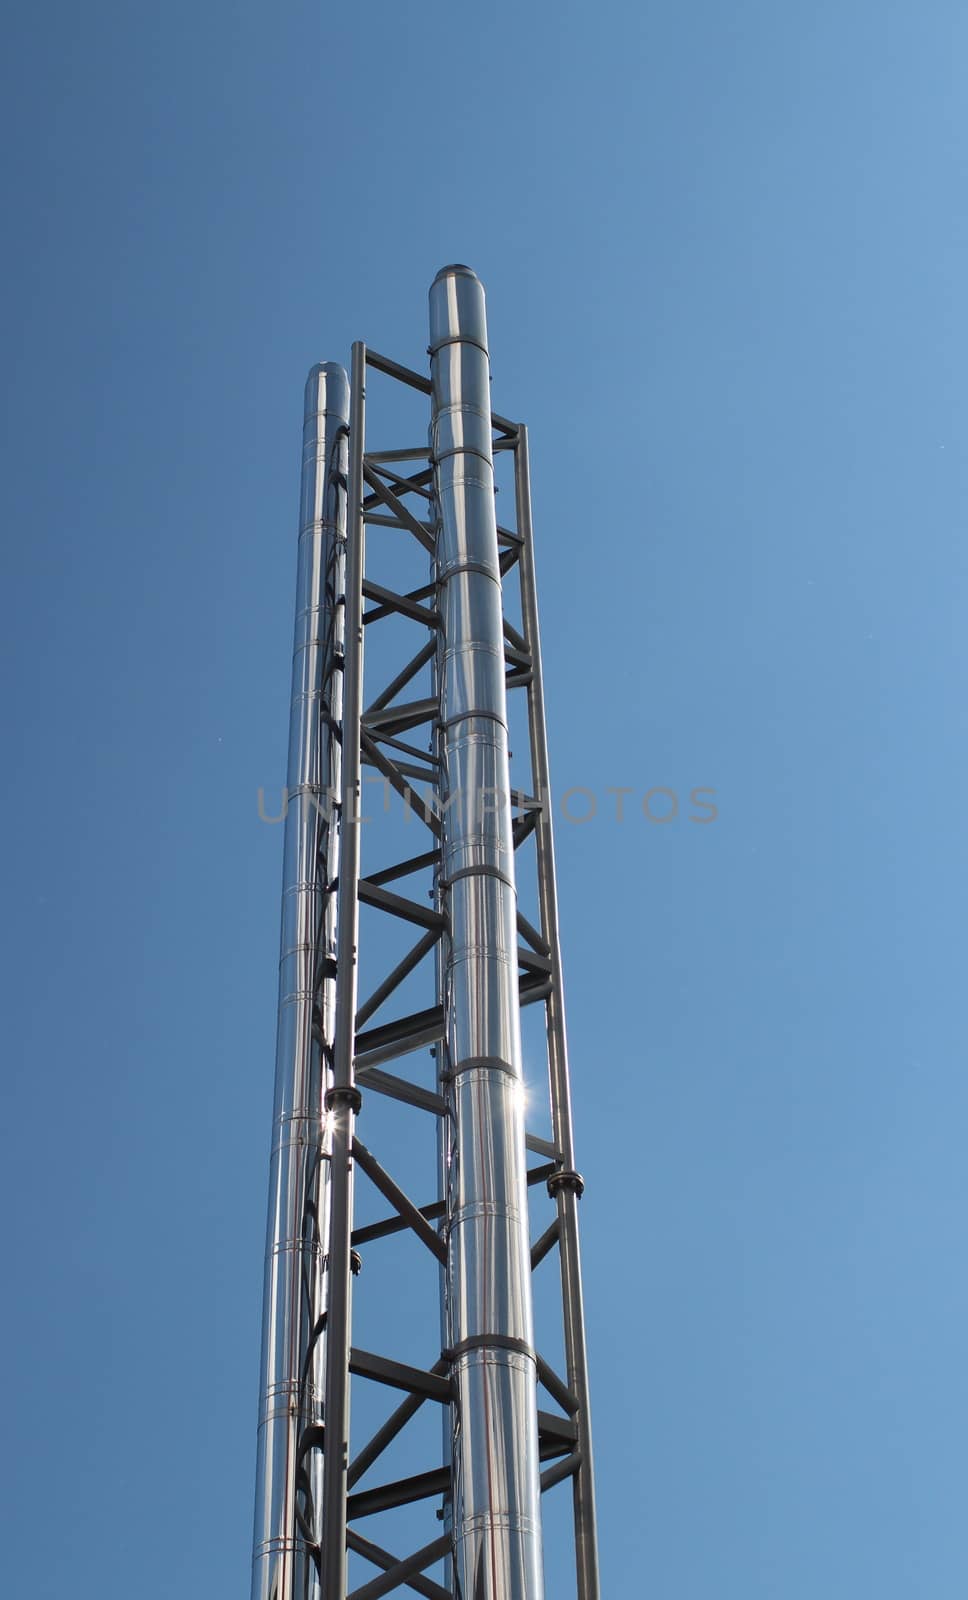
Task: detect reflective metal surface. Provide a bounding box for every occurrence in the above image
[514,428,600,1600]
[319,340,368,1600]
[431,266,545,1600]
[251,278,598,1600]
[252,363,349,1600]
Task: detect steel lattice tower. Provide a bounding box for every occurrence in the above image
[251,268,599,1600]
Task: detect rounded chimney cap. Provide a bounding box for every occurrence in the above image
[304,361,350,421]
[432,263,480,283]
[306,360,349,380]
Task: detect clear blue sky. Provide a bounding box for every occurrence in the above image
[2,2,967,1595]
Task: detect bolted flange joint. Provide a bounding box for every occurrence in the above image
[547,1168,585,1200]
[325,1085,362,1116]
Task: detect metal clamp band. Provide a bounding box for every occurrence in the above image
[428,334,490,358]
[440,863,514,891]
[443,1333,535,1362]
[441,1055,521,1083]
[431,444,493,467]
[437,560,502,584]
[439,708,508,732]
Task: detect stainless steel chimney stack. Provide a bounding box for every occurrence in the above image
[251,279,599,1600]
[430,266,545,1600]
[252,363,349,1600]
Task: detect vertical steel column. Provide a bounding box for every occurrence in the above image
[320,342,367,1599]
[252,364,349,1600]
[430,267,545,1600]
[513,427,600,1600]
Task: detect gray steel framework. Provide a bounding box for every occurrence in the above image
[251,269,598,1600]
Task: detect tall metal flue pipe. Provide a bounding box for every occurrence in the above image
[431,266,544,1599]
[251,363,348,1600]
[251,274,599,1600]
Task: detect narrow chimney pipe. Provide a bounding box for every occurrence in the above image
[431,267,546,1600]
[251,362,349,1600]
